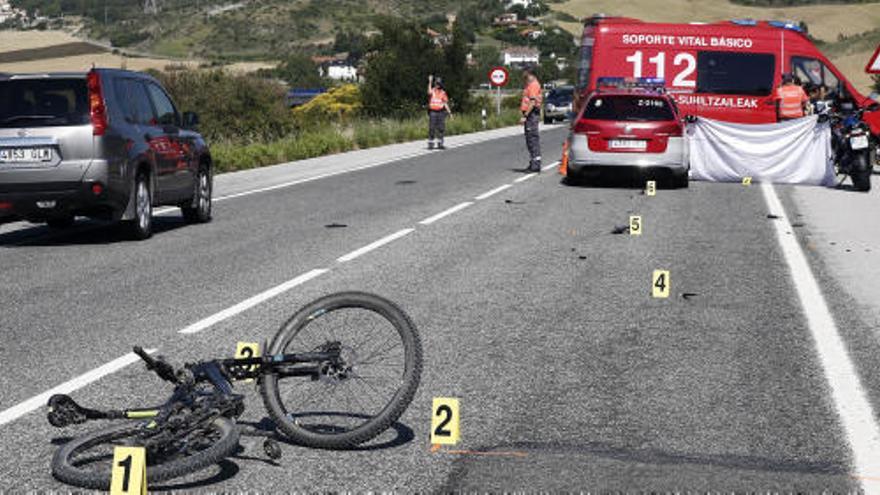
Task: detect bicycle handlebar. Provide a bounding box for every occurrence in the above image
[133,346,179,384]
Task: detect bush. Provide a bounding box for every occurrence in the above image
[150,69,296,144]
[212,109,521,172]
[293,84,362,124]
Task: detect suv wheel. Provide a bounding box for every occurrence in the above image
[182,167,212,224]
[125,173,153,240]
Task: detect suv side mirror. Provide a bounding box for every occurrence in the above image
[183,111,200,129]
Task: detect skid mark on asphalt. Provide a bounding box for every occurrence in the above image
[762,182,880,493]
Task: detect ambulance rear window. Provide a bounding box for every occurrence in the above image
[697,51,775,96]
[583,95,675,122]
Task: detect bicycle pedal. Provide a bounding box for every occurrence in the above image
[263,438,282,460]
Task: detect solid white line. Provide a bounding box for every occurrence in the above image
[475,184,512,201]
[337,229,414,263]
[514,173,537,183]
[179,268,329,334]
[761,182,880,491]
[0,349,157,427]
[418,202,474,225]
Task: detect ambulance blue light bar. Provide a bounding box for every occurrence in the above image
[597,77,666,90]
[768,20,804,33]
[731,18,757,27]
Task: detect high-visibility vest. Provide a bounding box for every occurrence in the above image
[521,80,543,112]
[429,88,448,111]
[775,85,808,119]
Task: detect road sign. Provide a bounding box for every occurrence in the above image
[867,45,880,74]
[488,67,509,88]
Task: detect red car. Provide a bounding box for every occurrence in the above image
[565,78,688,188]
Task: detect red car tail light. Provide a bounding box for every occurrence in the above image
[0,201,11,210]
[573,118,601,135]
[87,70,107,136]
[91,183,104,196]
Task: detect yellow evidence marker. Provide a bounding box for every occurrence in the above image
[629,215,642,236]
[646,180,657,196]
[110,446,146,495]
[742,176,752,186]
[652,270,671,299]
[430,397,460,446]
[234,342,260,383]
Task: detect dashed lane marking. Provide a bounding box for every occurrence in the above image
[419,202,474,225]
[337,229,415,263]
[0,349,157,427]
[178,269,329,334]
[475,185,512,201]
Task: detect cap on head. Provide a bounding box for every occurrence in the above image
[782,73,795,84]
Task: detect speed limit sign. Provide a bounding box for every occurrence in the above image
[489,67,509,88]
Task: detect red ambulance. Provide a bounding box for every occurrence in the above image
[574,15,880,134]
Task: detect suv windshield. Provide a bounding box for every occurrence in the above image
[0,78,90,128]
[548,88,574,103]
[584,95,675,121]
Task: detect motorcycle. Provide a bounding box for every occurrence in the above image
[822,100,879,192]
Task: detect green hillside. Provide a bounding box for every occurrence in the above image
[9,0,505,60]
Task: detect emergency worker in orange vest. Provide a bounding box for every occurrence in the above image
[520,68,543,172]
[774,73,810,121]
[427,75,452,150]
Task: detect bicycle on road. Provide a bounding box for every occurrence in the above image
[46,292,423,489]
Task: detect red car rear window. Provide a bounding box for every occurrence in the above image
[584,95,674,122]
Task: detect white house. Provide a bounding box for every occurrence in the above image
[323,61,358,82]
[502,46,540,67]
[0,0,18,23]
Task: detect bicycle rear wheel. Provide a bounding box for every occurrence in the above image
[260,292,422,449]
[51,417,239,489]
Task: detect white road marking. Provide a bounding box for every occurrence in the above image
[0,349,157,427]
[179,268,329,334]
[514,173,537,183]
[542,160,561,172]
[337,228,414,263]
[762,182,880,491]
[475,185,512,201]
[419,202,474,225]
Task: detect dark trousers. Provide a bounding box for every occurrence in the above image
[429,111,447,145]
[524,111,541,169]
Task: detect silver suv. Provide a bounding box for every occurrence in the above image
[0,69,213,239]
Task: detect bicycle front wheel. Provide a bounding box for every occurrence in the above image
[51,417,239,489]
[260,292,423,449]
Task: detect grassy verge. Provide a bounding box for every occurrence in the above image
[211,109,522,173]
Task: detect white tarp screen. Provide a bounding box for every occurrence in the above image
[688,116,835,186]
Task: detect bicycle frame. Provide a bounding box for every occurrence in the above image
[48,346,343,428]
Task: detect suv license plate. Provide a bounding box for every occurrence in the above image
[0,147,54,163]
[609,139,647,150]
[850,135,869,150]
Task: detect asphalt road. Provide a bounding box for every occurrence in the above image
[1,125,880,492]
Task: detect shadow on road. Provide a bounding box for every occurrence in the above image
[0,217,190,247]
[238,415,416,452]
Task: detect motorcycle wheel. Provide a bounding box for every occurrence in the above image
[852,153,872,192]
